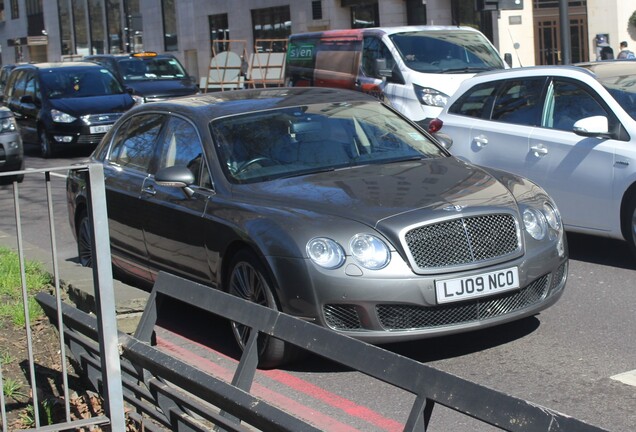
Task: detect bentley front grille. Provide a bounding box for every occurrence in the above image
[404,213,520,272]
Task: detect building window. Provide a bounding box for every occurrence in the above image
[58,0,72,55]
[351,4,379,28]
[209,14,229,54]
[161,0,177,51]
[10,0,18,19]
[106,0,123,53]
[406,0,426,25]
[312,1,323,20]
[125,0,143,52]
[72,0,89,55]
[89,0,105,54]
[251,5,291,52]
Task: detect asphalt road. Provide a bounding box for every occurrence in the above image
[1,143,634,431]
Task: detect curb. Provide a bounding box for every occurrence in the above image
[0,230,149,334]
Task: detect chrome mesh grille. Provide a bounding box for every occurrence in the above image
[404,214,519,270]
[324,304,362,330]
[376,275,549,330]
[77,133,106,144]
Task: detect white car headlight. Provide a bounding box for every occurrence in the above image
[0,117,17,133]
[543,201,562,231]
[51,109,76,123]
[349,234,390,270]
[413,84,449,107]
[306,237,345,269]
[523,207,547,240]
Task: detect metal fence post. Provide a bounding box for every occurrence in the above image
[86,163,126,430]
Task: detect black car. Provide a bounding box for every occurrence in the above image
[2,62,135,157]
[84,52,198,103]
[66,87,567,367]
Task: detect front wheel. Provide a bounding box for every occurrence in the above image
[227,250,298,368]
[39,130,55,158]
[76,210,93,267]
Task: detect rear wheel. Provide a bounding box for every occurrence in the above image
[77,210,93,267]
[227,250,298,368]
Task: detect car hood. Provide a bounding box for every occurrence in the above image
[49,94,134,116]
[234,157,519,231]
[125,79,198,98]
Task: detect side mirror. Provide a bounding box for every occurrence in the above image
[504,53,513,68]
[20,95,35,104]
[433,132,453,150]
[155,165,195,197]
[572,116,610,138]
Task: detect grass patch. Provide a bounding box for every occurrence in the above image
[0,247,52,326]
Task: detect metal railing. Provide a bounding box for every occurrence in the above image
[38,270,609,432]
[0,164,124,431]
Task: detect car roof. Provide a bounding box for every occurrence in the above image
[574,60,636,79]
[290,25,483,40]
[14,61,106,70]
[465,65,597,81]
[86,53,177,60]
[125,87,380,120]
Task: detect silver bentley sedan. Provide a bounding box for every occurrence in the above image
[67,87,568,367]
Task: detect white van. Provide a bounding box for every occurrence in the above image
[285,26,507,128]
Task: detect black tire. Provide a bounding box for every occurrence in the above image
[76,210,93,267]
[39,130,54,158]
[227,250,298,368]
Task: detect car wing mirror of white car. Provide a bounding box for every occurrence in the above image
[572,115,610,138]
[155,165,195,198]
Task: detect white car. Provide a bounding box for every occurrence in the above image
[430,62,636,255]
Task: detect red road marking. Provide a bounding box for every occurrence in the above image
[156,331,404,431]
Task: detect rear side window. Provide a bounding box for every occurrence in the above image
[108,114,165,172]
[448,82,498,118]
[491,78,546,126]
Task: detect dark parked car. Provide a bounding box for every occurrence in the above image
[3,62,135,157]
[0,106,24,182]
[84,52,198,103]
[66,87,568,367]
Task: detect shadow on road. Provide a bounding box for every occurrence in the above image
[566,232,635,270]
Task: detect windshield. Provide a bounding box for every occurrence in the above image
[390,31,504,73]
[210,101,445,184]
[117,57,187,81]
[597,75,636,121]
[40,68,125,99]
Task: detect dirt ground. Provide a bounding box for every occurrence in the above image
[0,293,137,431]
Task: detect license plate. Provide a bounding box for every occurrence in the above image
[435,267,519,304]
[89,124,112,134]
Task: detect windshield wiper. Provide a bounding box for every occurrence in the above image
[442,66,494,73]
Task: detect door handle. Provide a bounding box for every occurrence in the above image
[141,186,156,196]
[530,144,548,157]
[473,135,488,148]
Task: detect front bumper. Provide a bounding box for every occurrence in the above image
[270,249,568,344]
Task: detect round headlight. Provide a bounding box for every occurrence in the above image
[543,201,561,231]
[306,238,345,269]
[349,234,390,270]
[523,208,547,240]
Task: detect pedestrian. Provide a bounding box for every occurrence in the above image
[617,41,635,59]
[599,44,614,60]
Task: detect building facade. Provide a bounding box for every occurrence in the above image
[0,0,634,82]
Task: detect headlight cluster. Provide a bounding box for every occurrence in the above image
[51,109,76,123]
[306,234,390,270]
[522,201,562,241]
[0,116,17,133]
[413,84,449,108]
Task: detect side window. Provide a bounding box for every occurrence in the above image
[156,116,210,187]
[24,74,36,100]
[448,82,498,118]
[491,78,546,126]
[362,37,396,78]
[108,114,164,172]
[547,80,608,131]
[11,70,28,100]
